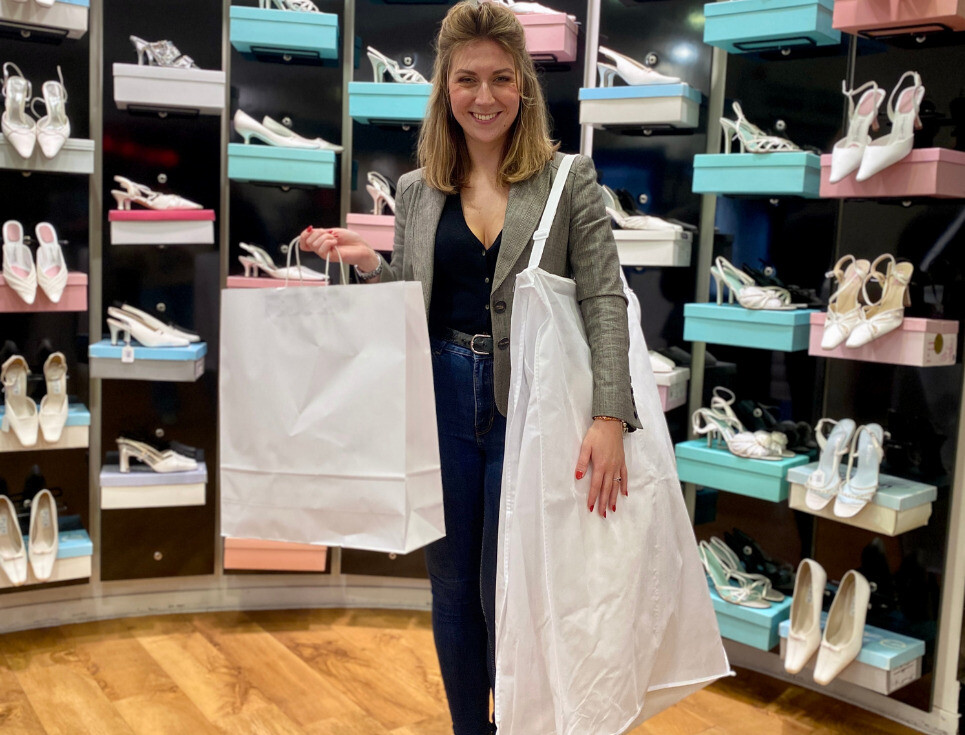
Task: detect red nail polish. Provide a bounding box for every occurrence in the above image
[588,504,594,513]
[575,471,583,480]
[603,509,607,518]
[307,226,313,232]
[611,504,616,512]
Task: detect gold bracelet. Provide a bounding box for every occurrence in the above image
[593,415,628,432]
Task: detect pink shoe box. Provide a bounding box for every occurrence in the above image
[517,14,579,63]
[833,0,965,36]
[0,272,87,312]
[809,312,958,367]
[226,275,329,289]
[820,148,965,199]
[223,538,328,572]
[108,209,216,222]
[654,366,690,412]
[109,209,216,245]
[346,212,395,252]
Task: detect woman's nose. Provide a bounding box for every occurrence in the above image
[475,82,495,104]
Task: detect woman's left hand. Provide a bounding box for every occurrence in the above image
[576,419,628,518]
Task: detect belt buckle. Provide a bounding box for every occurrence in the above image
[470,334,490,355]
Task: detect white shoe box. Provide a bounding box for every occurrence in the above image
[579,83,703,130]
[0,135,94,175]
[100,462,207,509]
[0,0,89,40]
[614,229,692,267]
[109,213,216,246]
[112,63,226,116]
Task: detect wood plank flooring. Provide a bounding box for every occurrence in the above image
[0,609,923,735]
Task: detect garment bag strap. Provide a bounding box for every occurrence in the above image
[527,154,577,271]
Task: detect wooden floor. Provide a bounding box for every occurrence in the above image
[0,608,923,735]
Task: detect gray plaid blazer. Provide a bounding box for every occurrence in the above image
[379,152,641,430]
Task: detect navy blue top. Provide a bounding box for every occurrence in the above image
[428,194,502,336]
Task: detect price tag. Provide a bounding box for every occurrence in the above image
[121,345,135,364]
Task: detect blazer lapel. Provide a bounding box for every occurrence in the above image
[413,186,445,314]
[492,164,552,293]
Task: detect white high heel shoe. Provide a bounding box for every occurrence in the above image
[597,46,680,86]
[0,495,27,586]
[2,220,37,305]
[600,185,682,232]
[845,254,913,348]
[814,570,870,685]
[31,67,70,159]
[1,63,36,159]
[117,437,198,473]
[238,241,329,281]
[804,418,855,510]
[692,408,786,461]
[27,489,57,581]
[1,355,39,447]
[835,424,887,518]
[130,36,198,69]
[708,536,785,602]
[366,47,428,84]
[366,171,396,215]
[233,109,343,151]
[711,256,803,310]
[38,351,68,444]
[784,558,827,675]
[111,176,202,211]
[699,540,771,608]
[110,304,200,343]
[855,71,924,182]
[34,222,68,303]
[261,115,343,152]
[648,350,675,374]
[821,255,871,350]
[107,311,191,348]
[708,386,793,458]
[829,81,885,184]
[720,102,800,155]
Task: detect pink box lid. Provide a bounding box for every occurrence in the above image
[109,209,216,222]
[810,311,959,334]
[516,12,577,29]
[820,147,965,167]
[346,213,395,227]
[224,538,327,552]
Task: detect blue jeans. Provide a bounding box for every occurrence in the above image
[425,337,505,735]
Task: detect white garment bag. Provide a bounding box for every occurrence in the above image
[495,155,731,734]
[219,268,445,554]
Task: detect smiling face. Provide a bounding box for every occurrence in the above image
[447,39,521,153]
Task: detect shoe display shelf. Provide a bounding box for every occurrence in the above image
[787,462,937,536]
[345,213,395,252]
[703,0,840,53]
[656,366,690,412]
[99,462,207,509]
[808,313,958,367]
[112,64,226,117]
[88,340,207,382]
[229,6,339,63]
[0,403,89,451]
[819,149,965,200]
[0,135,94,175]
[614,229,693,267]
[676,439,810,502]
[693,152,822,198]
[778,615,926,694]
[348,82,432,125]
[341,548,429,579]
[708,583,792,650]
[0,272,87,312]
[109,209,216,246]
[227,144,337,187]
[579,84,703,131]
[0,0,88,42]
[0,529,93,590]
[833,0,965,39]
[517,13,578,63]
[223,538,329,572]
[684,303,818,351]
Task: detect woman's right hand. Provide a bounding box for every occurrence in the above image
[299,227,380,272]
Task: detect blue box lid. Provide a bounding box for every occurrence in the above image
[89,339,207,361]
[348,81,432,98]
[787,462,937,511]
[56,0,90,6]
[676,439,811,478]
[229,5,338,27]
[100,462,208,487]
[0,402,90,427]
[227,143,336,163]
[22,529,92,559]
[684,302,818,326]
[693,151,822,170]
[779,615,925,670]
[578,83,703,104]
[704,0,833,18]
[709,583,792,623]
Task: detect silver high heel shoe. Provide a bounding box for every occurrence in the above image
[366,171,396,215]
[30,66,70,159]
[1,62,36,159]
[366,47,428,84]
[130,35,198,69]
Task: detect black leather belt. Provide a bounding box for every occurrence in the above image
[432,327,494,355]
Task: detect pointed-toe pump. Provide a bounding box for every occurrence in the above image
[112,304,201,343]
[1,354,39,447]
[597,46,680,86]
[34,222,68,303]
[822,255,871,350]
[855,71,924,182]
[32,67,70,159]
[784,558,827,674]
[829,81,885,184]
[814,570,871,685]
[117,436,198,473]
[1,63,36,159]
[805,418,855,510]
[27,489,58,581]
[600,185,682,232]
[0,495,27,586]
[835,424,887,518]
[111,175,202,211]
[366,171,396,215]
[262,115,343,152]
[106,308,191,348]
[845,254,913,348]
[2,220,37,305]
[38,351,68,444]
[366,47,427,84]
[238,241,329,281]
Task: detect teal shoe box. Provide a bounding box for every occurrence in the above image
[89,340,207,361]
[89,340,207,382]
[703,0,840,53]
[676,439,810,502]
[709,584,792,650]
[229,6,339,60]
[23,530,94,559]
[228,144,336,187]
[684,303,819,351]
[349,82,432,124]
[693,152,822,198]
[779,614,925,670]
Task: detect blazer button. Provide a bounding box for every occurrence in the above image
[498,338,510,350]
[493,300,506,313]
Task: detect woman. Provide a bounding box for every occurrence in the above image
[300,3,640,732]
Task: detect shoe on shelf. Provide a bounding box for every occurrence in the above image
[709,536,785,602]
[117,437,198,473]
[709,387,793,458]
[692,407,787,461]
[785,558,827,674]
[724,528,796,595]
[648,350,675,374]
[805,418,856,510]
[600,185,682,232]
[720,102,800,155]
[821,255,871,350]
[0,495,27,586]
[2,220,37,305]
[1,63,36,159]
[112,303,200,343]
[856,71,924,183]
[111,176,202,211]
[34,222,68,303]
[845,254,913,348]
[238,241,329,282]
[597,46,680,87]
[1,355,38,447]
[836,423,888,518]
[27,488,57,581]
[366,47,428,84]
[106,307,193,348]
[711,256,804,311]
[366,171,396,215]
[699,540,771,608]
[232,109,343,151]
[829,81,885,184]
[30,66,70,159]
[262,115,342,152]
[38,351,68,444]
[814,570,871,685]
[130,35,198,69]
[259,0,320,10]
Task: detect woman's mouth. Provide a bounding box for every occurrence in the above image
[471,112,499,122]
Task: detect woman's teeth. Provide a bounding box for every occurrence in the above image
[472,112,498,121]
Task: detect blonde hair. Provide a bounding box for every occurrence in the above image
[418,0,558,193]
